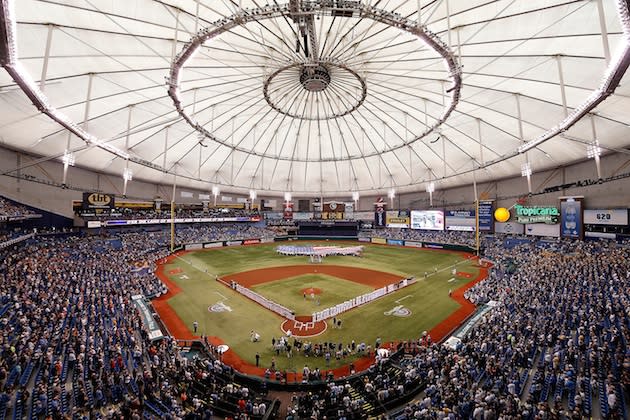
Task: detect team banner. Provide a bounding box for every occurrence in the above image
[371,237,387,244]
[131,295,163,341]
[386,210,410,228]
[386,239,404,246]
[584,209,629,226]
[374,198,386,227]
[82,192,115,209]
[283,202,294,220]
[560,198,583,239]
[478,201,494,232]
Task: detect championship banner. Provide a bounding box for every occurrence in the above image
[131,295,163,341]
[478,200,494,232]
[374,197,386,227]
[560,198,583,239]
[82,192,115,209]
[283,202,294,220]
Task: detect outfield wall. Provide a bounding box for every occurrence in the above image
[178,236,477,254]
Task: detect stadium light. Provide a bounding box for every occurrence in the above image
[586,143,601,159]
[426,181,435,206]
[62,150,75,167]
[388,188,395,208]
[521,161,533,193]
[352,191,360,201]
[249,189,257,200]
[284,192,292,202]
[212,185,220,206]
[123,168,133,182]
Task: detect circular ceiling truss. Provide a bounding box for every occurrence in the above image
[0,0,629,196]
[263,61,367,121]
[166,1,463,162]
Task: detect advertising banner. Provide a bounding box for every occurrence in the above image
[354,211,376,220]
[243,239,261,245]
[387,239,404,246]
[225,240,243,246]
[584,209,628,225]
[131,295,163,341]
[371,237,387,245]
[445,210,475,231]
[410,210,444,230]
[386,210,410,228]
[87,221,102,228]
[560,198,583,239]
[292,212,313,220]
[514,204,559,224]
[404,241,423,248]
[495,222,525,234]
[203,242,223,249]
[525,223,560,237]
[184,243,203,250]
[478,201,494,232]
[358,237,371,242]
[83,192,115,209]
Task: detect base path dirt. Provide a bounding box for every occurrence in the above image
[223,265,403,288]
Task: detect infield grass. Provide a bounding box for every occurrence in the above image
[251,273,373,316]
[160,241,481,371]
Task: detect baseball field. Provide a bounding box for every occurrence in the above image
[153,241,487,378]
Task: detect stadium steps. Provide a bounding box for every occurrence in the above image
[347,384,375,415]
[0,393,8,420]
[11,391,23,420]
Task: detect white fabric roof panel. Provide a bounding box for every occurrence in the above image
[0,0,629,197]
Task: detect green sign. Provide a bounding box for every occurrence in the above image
[514,204,559,224]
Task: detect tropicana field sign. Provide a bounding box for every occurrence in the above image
[514,204,559,224]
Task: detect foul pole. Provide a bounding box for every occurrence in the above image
[475,199,480,257]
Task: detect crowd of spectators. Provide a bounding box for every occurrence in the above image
[388,237,629,419]
[2,213,629,419]
[0,197,40,219]
[0,228,277,419]
[359,228,477,248]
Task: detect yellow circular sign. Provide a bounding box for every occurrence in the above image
[494,207,510,223]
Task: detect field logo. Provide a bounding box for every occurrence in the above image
[209,302,232,313]
[384,305,412,317]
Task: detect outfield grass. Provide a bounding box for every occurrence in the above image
[161,241,480,371]
[251,273,374,316]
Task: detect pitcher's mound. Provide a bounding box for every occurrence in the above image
[300,287,323,296]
